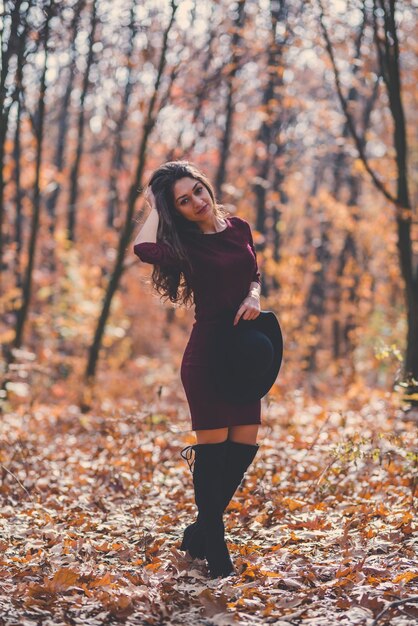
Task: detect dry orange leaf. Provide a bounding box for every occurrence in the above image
[89,572,114,588]
[392,572,418,583]
[283,497,307,511]
[44,568,79,593]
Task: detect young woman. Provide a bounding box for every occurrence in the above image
[133,161,262,579]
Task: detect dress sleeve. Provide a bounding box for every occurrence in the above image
[246,221,261,284]
[133,241,179,267]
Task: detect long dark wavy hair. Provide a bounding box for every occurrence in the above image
[145,161,229,307]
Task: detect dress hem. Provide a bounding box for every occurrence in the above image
[191,419,262,431]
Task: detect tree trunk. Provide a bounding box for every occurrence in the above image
[0,0,30,280]
[12,8,51,352]
[331,8,370,377]
[251,0,289,296]
[45,0,85,251]
[106,0,138,230]
[319,0,417,401]
[214,0,246,198]
[374,0,417,395]
[67,0,98,242]
[84,1,178,398]
[12,93,23,290]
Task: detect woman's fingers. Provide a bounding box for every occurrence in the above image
[244,311,259,320]
[243,305,261,320]
[233,304,246,326]
[233,304,261,325]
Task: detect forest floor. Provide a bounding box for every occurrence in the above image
[0,374,417,626]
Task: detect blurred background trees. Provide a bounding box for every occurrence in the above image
[0,0,416,411]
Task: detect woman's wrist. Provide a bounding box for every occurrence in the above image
[247,282,261,299]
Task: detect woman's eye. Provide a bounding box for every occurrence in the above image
[180,187,203,205]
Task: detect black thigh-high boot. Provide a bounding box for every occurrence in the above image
[181,440,235,579]
[180,439,259,560]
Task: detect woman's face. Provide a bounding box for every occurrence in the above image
[172,177,214,223]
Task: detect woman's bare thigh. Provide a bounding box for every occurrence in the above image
[194,425,259,445]
[195,427,229,444]
[228,424,259,445]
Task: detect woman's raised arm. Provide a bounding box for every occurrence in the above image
[133,188,159,245]
[133,206,159,245]
[133,188,180,266]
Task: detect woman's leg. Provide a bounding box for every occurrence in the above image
[181,425,260,561]
[195,427,229,444]
[180,428,229,562]
[185,433,234,577]
[228,424,259,445]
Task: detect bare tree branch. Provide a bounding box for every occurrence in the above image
[317,0,398,207]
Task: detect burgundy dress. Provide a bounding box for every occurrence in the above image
[133,215,261,431]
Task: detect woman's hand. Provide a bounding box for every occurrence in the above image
[233,293,261,326]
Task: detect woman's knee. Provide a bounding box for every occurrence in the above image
[195,427,229,444]
[228,424,259,445]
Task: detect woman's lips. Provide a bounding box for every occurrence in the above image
[196,204,208,215]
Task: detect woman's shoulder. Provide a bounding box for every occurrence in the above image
[228,215,252,230]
